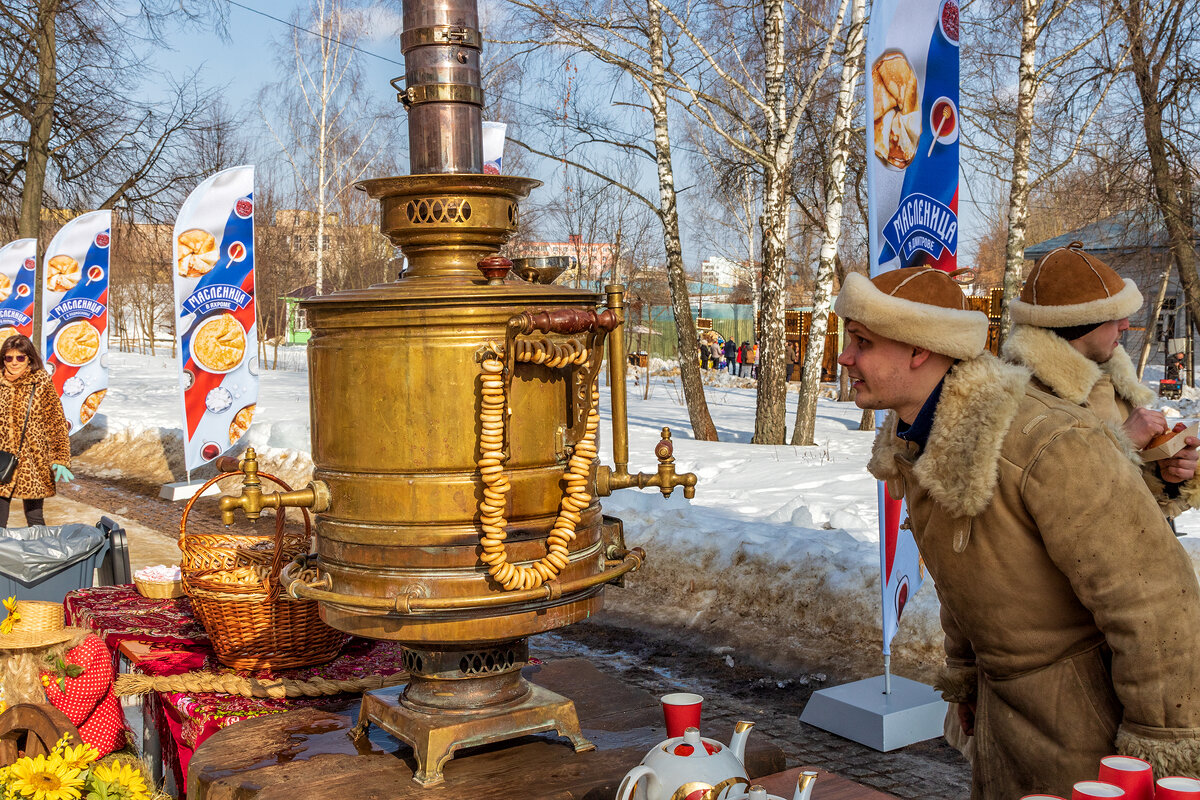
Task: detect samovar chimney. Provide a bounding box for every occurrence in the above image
[399,0,483,174]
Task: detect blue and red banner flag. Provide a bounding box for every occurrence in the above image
[0,239,37,343]
[866,0,960,653]
[172,166,258,472]
[42,212,111,435]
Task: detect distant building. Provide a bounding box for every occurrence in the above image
[700,256,760,292]
[700,256,741,287]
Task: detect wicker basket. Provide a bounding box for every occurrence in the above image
[184,571,346,670]
[177,470,311,573]
[181,476,343,670]
[134,577,185,599]
[179,530,307,572]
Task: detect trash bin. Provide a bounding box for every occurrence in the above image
[0,521,116,602]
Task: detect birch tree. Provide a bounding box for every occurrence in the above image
[260,0,385,296]
[501,0,721,441]
[653,0,849,444]
[964,0,1124,337]
[792,0,864,446]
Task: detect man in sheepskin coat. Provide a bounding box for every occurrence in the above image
[834,267,1200,800]
[1001,241,1200,518]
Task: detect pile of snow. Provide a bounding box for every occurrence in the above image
[73,350,1200,679]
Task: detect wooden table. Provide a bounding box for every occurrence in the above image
[188,658,788,800]
[755,766,898,799]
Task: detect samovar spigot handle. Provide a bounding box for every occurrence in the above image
[215,447,331,525]
[651,428,698,499]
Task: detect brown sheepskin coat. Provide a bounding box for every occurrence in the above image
[870,353,1200,800]
[0,369,70,499]
[1003,323,1200,517]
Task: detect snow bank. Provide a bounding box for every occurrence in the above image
[76,350,1200,680]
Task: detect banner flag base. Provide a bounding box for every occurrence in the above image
[800,674,946,752]
[160,480,221,502]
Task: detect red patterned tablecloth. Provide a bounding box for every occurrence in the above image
[64,584,210,652]
[64,585,407,796]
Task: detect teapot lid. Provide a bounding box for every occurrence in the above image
[667,727,721,757]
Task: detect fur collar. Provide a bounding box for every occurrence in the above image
[1002,324,1154,407]
[868,354,1031,517]
[0,368,47,393]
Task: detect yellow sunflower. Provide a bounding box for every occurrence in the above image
[1,597,19,636]
[6,754,82,800]
[51,744,96,773]
[87,761,147,800]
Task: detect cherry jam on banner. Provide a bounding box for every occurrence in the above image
[42,211,111,436]
[0,238,37,342]
[172,165,258,473]
[866,0,959,655]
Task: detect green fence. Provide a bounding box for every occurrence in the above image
[626,306,757,361]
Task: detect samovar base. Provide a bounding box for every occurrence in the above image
[353,641,594,786]
[355,683,593,786]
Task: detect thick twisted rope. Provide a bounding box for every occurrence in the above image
[115,670,407,699]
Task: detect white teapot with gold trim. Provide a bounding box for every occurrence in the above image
[725,773,819,800]
[615,722,755,800]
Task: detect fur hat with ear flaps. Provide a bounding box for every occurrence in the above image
[833,268,989,360]
[1010,241,1143,327]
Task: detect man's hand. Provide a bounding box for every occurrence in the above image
[1123,407,1170,449]
[1160,422,1200,484]
[957,701,976,737]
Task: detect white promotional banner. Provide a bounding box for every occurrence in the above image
[0,238,37,343]
[42,211,112,435]
[866,0,960,655]
[172,165,258,473]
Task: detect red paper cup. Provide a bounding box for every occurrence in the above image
[1158,777,1200,799]
[1099,756,1154,800]
[1072,782,1126,799]
[661,692,702,738]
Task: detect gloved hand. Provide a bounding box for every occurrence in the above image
[51,464,73,483]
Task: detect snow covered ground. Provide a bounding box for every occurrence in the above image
[74,348,1200,680]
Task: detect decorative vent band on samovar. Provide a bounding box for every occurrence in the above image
[213,0,696,786]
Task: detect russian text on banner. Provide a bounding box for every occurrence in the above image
[172,165,258,472]
[866,0,960,654]
[42,212,112,435]
[798,0,957,750]
[0,239,37,343]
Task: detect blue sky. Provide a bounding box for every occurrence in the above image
[150,1,405,116]
[140,0,986,269]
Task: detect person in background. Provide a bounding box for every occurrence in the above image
[738,342,749,377]
[1001,241,1199,519]
[709,337,722,371]
[697,336,709,370]
[748,342,759,378]
[724,336,738,375]
[788,340,801,381]
[834,267,1200,798]
[0,335,72,528]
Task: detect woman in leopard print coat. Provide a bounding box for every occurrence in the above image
[0,335,70,527]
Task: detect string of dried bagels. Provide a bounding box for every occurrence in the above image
[478,337,598,591]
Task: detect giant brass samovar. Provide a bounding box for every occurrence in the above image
[214,0,696,787]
